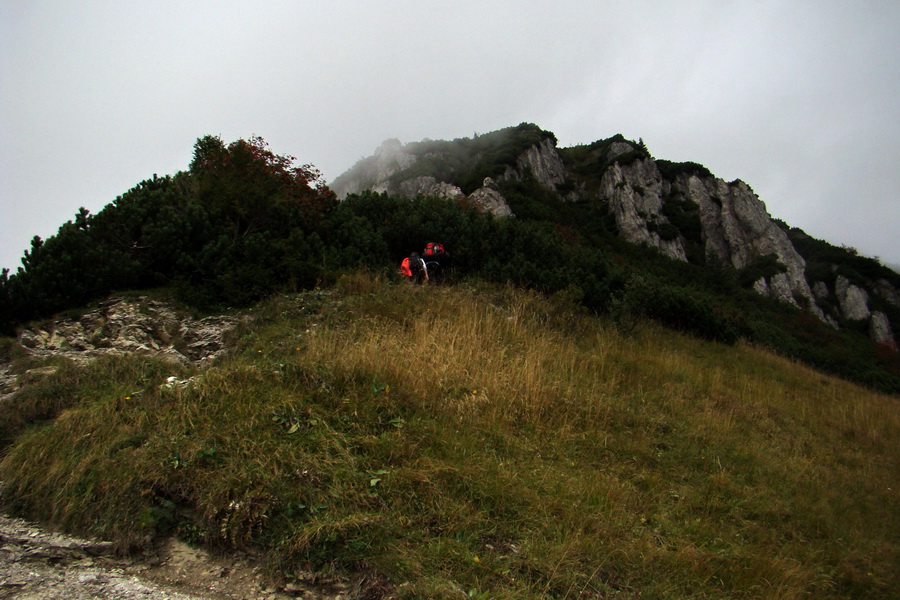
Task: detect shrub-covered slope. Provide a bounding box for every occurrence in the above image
[2,131,898,395]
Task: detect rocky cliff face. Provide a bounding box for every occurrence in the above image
[330,130,895,344]
[502,137,569,196]
[601,157,688,262]
[595,147,822,317]
[673,174,822,317]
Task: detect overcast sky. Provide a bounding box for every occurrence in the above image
[2,0,899,275]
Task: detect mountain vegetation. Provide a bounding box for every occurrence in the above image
[1,277,897,598]
[1,128,899,597]
[2,128,898,396]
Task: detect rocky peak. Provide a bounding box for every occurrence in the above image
[502,137,568,194]
[602,157,688,261]
[332,133,564,216]
[330,138,417,199]
[606,141,637,162]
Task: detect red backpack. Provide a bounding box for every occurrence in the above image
[399,257,412,277]
[424,242,445,258]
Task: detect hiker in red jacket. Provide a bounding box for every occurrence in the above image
[400,252,429,284]
[422,242,449,284]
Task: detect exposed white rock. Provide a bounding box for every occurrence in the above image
[870,311,897,346]
[835,275,871,321]
[812,281,831,300]
[467,178,514,218]
[753,278,770,296]
[601,159,688,261]
[606,141,637,162]
[16,297,247,368]
[767,272,800,307]
[327,130,896,337]
[394,176,465,200]
[671,174,821,316]
[502,137,568,193]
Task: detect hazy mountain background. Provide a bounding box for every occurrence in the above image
[2,1,898,275]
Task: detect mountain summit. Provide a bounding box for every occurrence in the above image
[332,123,899,348]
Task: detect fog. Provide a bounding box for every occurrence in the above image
[2,1,898,273]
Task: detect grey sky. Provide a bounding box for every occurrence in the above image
[2,0,899,275]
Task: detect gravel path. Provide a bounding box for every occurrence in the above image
[0,511,359,600]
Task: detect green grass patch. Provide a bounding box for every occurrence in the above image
[1,275,898,598]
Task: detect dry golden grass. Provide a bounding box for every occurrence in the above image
[1,274,897,598]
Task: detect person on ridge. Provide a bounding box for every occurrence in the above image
[422,242,449,284]
[400,251,429,285]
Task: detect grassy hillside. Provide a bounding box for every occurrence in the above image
[1,274,897,599]
[4,133,898,395]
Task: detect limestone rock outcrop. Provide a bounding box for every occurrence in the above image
[330,138,415,198]
[597,153,821,316]
[675,175,820,315]
[602,158,688,261]
[16,296,247,368]
[502,137,568,195]
[834,275,871,321]
[870,311,897,347]
[394,176,465,201]
[467,178,514,218]
[329,128,894,344]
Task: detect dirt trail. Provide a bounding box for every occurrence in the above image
[0,511,266,599]
[0,510,357,600]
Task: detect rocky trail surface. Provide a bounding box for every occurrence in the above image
[0,507,358,599]
[0,508,258,599]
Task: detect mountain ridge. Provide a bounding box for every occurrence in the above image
[330,123,899,348]
[1,128,897,395]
